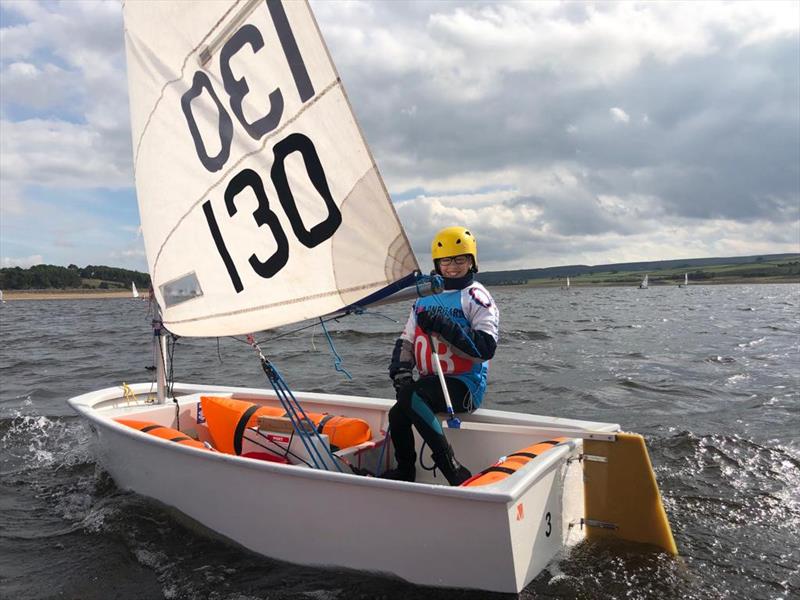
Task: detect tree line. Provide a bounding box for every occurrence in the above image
[0,264,151,290]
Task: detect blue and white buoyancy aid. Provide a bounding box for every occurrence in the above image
[399,281,499,405]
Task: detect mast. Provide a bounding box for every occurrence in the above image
[153,307,168,403]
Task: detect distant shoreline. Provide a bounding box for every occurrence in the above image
[489,277,800,289]
[3,290,141,301]
[2,277,797,301]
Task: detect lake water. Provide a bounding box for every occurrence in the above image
[1,284,798,599]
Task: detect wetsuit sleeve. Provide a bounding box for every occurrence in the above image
[455,284,499,360]
[389,309,416,378]
[434,321,497,360]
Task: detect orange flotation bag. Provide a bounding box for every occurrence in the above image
[461,437,569,487]
[116,419,210,451]
[200,396,372,455]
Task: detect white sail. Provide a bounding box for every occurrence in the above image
[566,276,570,288]
[639,274,648,288]
[123,0,418,337]
[132,282,139,298]
[684,273,688,286]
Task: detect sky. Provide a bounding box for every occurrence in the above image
[0,0,798,273]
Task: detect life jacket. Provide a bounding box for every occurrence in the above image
[116,419,210,451]
[461,437,568,487]
[200,396,372,455]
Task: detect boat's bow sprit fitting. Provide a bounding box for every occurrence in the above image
[124,0,417,337]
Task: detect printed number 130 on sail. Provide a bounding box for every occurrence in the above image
[181,0,342,292]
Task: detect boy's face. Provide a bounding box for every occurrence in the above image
[437,254,472,278]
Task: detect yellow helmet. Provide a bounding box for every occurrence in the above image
[431,226,478,272]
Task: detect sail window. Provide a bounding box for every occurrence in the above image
[161,272,204,308]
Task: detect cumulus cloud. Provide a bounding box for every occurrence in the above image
[0,0,798,270]
[312,0,799,267]
[2,254,43,268]
[610,107,630,123]
[0,0,131,189]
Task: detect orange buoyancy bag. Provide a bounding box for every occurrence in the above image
[200,396,372,455]
[116,419,210,451]
[462,437,569,487]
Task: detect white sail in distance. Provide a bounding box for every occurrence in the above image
[123,0,418,336]
[132,282,139,298]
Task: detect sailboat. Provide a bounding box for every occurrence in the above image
[131,282,139,299]
[67,1,676,593]
[679,273,688,288]
[561,275,570,290]
[639,274,649,289]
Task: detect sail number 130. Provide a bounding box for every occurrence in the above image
[180,1,341,292]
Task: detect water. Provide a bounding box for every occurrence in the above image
[1,284,798,599]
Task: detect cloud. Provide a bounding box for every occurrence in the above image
[311,0,799,267]
[0,0,131,189]
[1,0,797,272]
[610,107,630,123]
[1,118,131,188]
[2,254,43,268]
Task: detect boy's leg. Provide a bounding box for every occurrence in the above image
[382,389,419,481]
[394,377,473,485]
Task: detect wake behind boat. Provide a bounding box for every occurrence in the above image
[68,0,676,593]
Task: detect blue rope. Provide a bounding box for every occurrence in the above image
[269,362,344,472]
[271,374,325,469]
[319,318,352,380]
[249,337,343,473]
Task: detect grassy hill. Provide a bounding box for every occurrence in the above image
[477,253,800,287]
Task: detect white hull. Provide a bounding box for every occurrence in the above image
[69,382,619,593]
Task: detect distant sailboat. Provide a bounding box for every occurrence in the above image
[639,274,649,289]
[561,276,571,290]
[0,289,4,303]
[131,282,139,299]
[678,273,688,288]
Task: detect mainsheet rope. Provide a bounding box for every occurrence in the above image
[247,335,344,472]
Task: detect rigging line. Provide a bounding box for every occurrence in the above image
[274,375,337,471]
[245,430,311,467]
[319,318,352,380]
[227,312,345,347]
[248,336,337,471]
[354,310,400,324]
[265,355,343,472]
